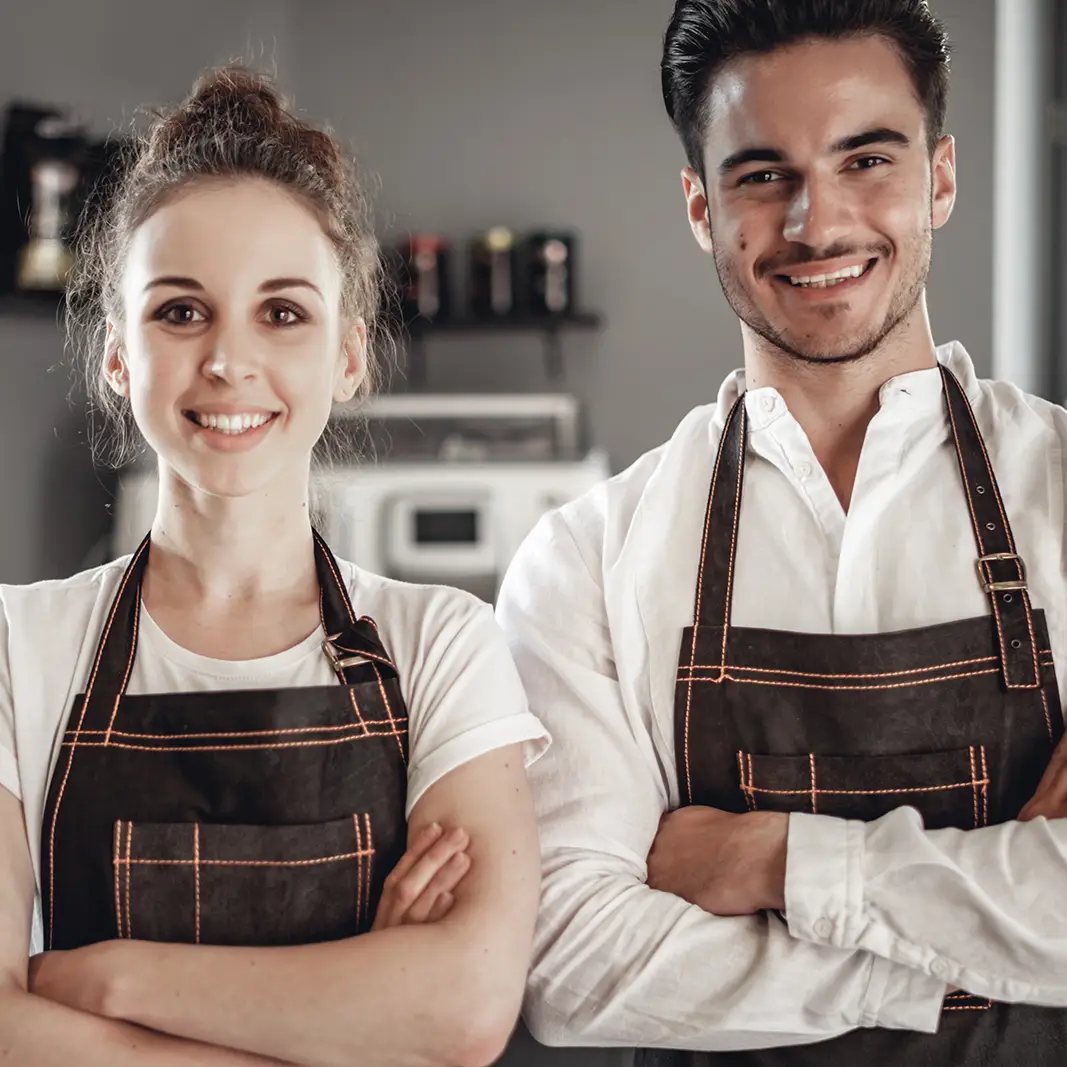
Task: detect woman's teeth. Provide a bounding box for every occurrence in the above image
[787,263,869,288]
[192,412,274,434]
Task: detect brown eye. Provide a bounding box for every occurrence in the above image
[266,303,305,326]
[157,303,204,325]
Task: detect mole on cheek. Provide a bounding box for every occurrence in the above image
[739,236,748,251]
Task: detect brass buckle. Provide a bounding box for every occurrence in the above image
[322,633,369,671]
[976,553,1028,594]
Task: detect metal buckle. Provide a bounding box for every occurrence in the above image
[976,553,1028,594]
[322,633,369,671]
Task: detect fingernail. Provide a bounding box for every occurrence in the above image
[449,827,468,843]
[428,822,443,836]
[441,892,454,905]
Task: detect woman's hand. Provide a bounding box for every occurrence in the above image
[371,822,471,930]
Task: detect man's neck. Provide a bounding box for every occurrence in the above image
[740,306,939,510]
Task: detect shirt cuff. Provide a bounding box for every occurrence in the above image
[784,811,864,949]
[0,744,20,801]
[784,811,946,1034]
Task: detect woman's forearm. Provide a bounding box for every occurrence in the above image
[0,985,291,1067]
[103,922,521,1067]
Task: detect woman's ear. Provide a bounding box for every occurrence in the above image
[334,319,368,403]
[102,320,130,397]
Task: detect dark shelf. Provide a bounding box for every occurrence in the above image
[400,311,603,386]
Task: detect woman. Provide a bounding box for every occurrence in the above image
[0,67,547,1067]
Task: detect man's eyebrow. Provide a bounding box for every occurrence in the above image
[717,128,912,175]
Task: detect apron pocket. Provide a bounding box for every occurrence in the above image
[737,745,990,829]
[111,814,375,946]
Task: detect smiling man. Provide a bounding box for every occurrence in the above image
[496,1,1067,1064]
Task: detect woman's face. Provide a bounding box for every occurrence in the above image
[109,177,363,500]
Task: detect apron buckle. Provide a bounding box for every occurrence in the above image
[976,553,1028,593]
[322,634,370,671]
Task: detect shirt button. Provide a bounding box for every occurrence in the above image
[813,917,833,939]
[760,395,777,414]
[931,957,951,979]
[795,461,813,479]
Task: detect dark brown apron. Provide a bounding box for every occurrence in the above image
[42,530,408,950]
[657,365,1066,1064]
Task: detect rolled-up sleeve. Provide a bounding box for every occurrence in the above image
[497,511,947,1051]
[786,806,1067,1006]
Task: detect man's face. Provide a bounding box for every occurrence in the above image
[685,34,956,364]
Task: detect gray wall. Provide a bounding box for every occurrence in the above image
[0,0,996,582]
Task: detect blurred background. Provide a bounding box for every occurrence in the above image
[0,0,1063,594]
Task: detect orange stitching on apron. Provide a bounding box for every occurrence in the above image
[347,687,371,736]
[969,746,980,827]
[737,751,755,811]
[678,653,1052,681]
[64,720,408,742]
[943,1003,993,1011]
[739,780,990,799]
[1040,688,1054,744]
[48,538,149,947]
[61,730,406,753]
[194,823,201,945]
[678,666,1001,691]
[124,821,133,939]
[316,532,356,626]
[686,400,743,804]
[980,745,989,826]
[116,851,374,869]
[720,409,746,674]
[959,392,1041,679]
[942,377,1015,687]
[363,813,374,930]
[809,753,817,814]
[371,663,406,762]
[353,815,363,930]
[104,593,141,746]
[113,821,123,939]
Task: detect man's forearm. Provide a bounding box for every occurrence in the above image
[0,986,289,1067]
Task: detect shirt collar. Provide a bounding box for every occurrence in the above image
[713,341,983,430]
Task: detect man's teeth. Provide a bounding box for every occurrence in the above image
[787,263,868,288]
[193,412,273,434]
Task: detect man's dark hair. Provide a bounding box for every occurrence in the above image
[661,0,952,175]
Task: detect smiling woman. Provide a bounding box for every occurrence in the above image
[0,66,547,1067]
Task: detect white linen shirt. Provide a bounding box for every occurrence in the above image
[496,342,1067,1053]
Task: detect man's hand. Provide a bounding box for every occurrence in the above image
[646,807,788,916]
[1019,732,1067,822]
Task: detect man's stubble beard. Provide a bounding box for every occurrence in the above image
[710,222,932,367]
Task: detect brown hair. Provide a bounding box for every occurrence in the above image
[66,64,391,467]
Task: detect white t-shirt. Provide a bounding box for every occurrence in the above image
[0,555,549,912]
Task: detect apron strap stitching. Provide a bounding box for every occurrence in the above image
[47,535,150,948]
[719,408,746,672]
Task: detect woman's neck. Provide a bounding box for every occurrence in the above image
[140,465,321,655]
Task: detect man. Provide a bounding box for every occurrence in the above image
[495,1,1067,1063]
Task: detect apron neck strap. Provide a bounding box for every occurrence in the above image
[691,364,1040,688]
[75,532,397,738]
